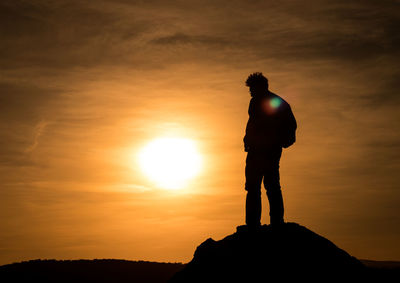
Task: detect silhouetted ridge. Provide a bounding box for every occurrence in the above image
[0,259,184,283]
[170,222,365,282]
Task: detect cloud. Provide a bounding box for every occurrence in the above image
[150,32,229,46]
[1,0,398,73]
[0,82,60,121]
[25,120,49,153]
[0,81,60,167]
[0,1,152,70]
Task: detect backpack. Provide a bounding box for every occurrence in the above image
[280,105,297,148]
[281,128,296,148]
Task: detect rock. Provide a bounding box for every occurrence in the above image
[169,222,365,282]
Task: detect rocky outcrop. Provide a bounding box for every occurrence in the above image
[170,222,365,282]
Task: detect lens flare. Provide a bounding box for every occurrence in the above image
[262,97,282,114]
[270,97,282,108]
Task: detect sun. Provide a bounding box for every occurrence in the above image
[138,137,202,189]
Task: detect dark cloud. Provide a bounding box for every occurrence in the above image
[0,82,60,121]
[1,0,398,71]
[150,33,228,46]
[0,1,151,69]
[358,72,400,108]
[0,81,60,167]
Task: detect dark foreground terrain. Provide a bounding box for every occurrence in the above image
[1,258,399,283]
[0,259,184,283]
[170,222,400,282]
[1,223,399,282]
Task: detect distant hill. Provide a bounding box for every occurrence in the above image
[361,259,400,269]
[0,259,184,283]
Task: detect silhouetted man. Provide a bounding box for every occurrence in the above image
[244,72,297,226]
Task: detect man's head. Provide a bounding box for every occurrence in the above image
[245,72,269,97]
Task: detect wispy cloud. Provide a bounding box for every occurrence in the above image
[25,120,49,153]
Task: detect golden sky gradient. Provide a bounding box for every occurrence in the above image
[1,0,399,264]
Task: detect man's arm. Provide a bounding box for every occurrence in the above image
[244,98,256,152]
[248,97,257,116]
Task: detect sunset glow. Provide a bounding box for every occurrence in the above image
[138,138,202,189]
[1,0,399,267]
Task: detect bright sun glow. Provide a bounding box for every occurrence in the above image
[138,137,202,190]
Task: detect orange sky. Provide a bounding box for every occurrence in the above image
[1,0,400,265]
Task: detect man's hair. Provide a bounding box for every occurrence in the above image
[245,72,269,88]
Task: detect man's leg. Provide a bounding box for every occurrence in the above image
[245,152,263,226]
[263,149,284,225]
